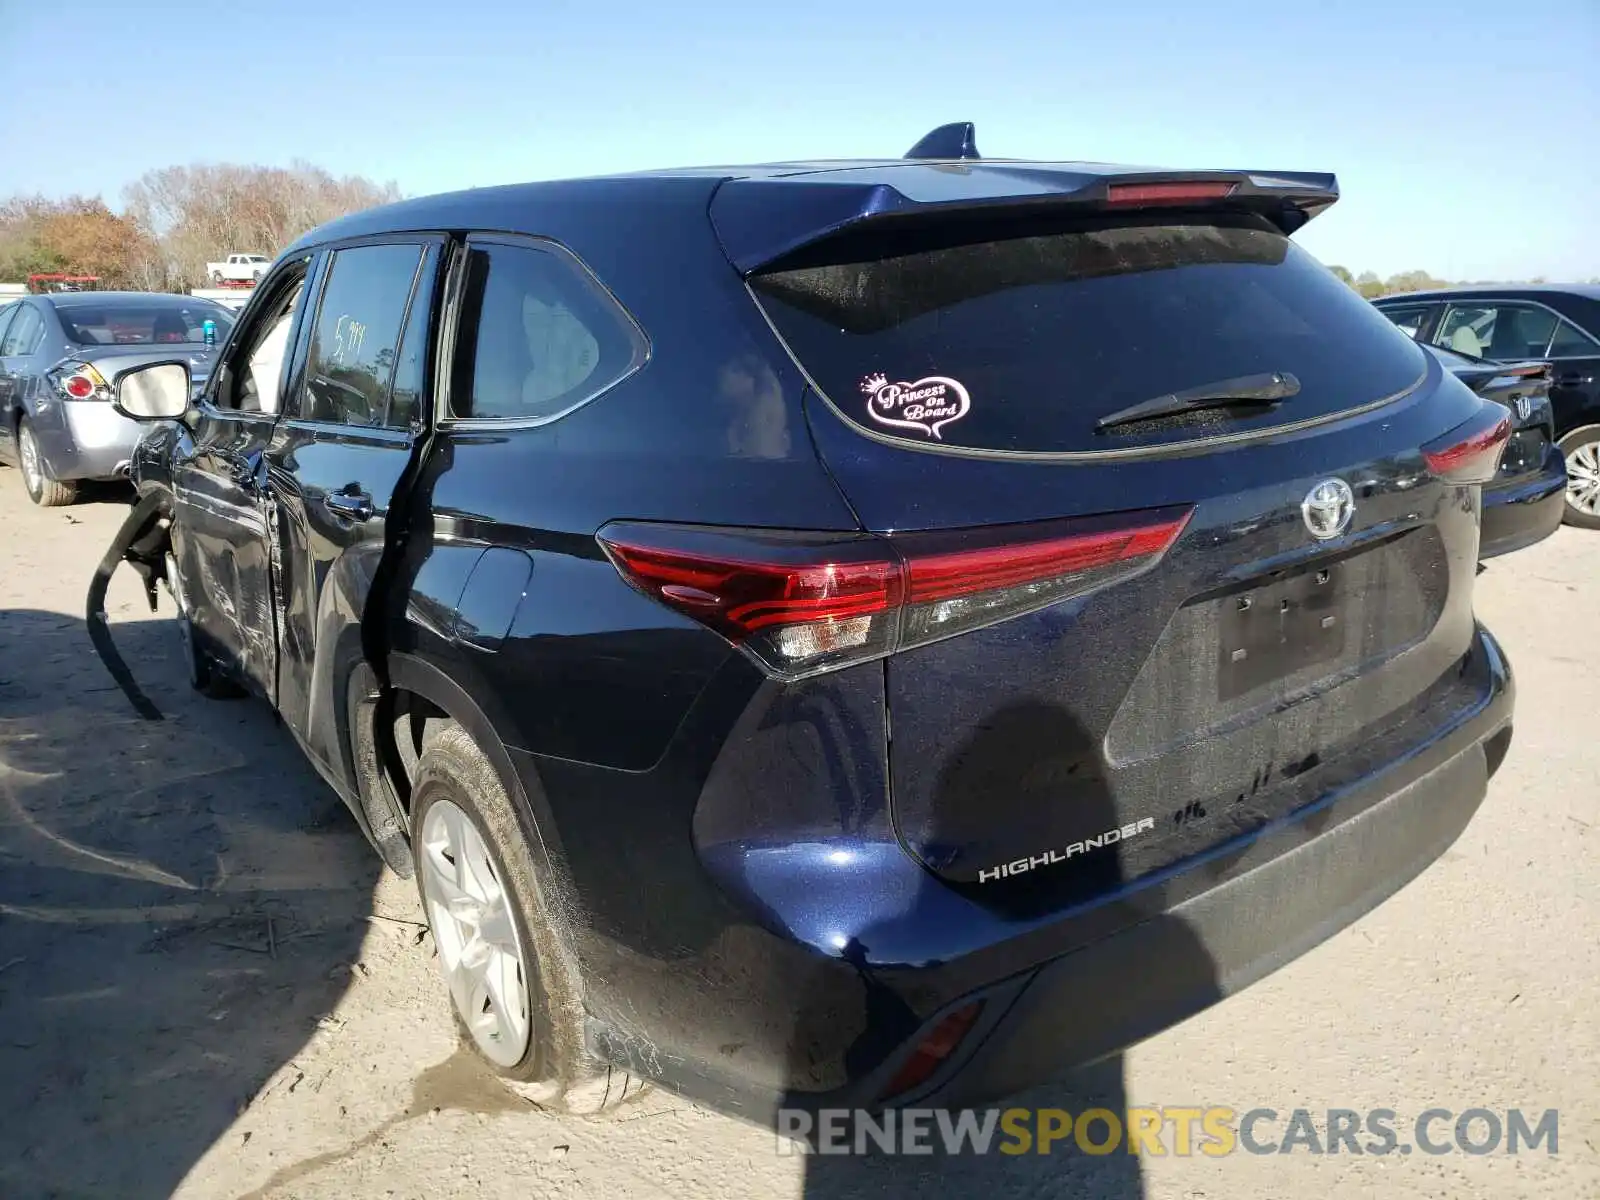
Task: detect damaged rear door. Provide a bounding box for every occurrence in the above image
[263,237,445,790]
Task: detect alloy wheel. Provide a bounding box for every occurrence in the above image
[18,422,42,493]
[419,798,531,1067]
[1567,437,1600,518]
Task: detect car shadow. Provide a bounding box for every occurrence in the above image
[0,608,378,1200]
[794,699,1222,1200]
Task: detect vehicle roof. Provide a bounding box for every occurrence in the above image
[1376,283,1600,303]
[46,291,226,307]
[284,157,1338,270]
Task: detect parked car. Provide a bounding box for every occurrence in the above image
[1421,343,1565,557]
[206,253,270,285]
[106,126,1514,1121]
[1374,286,1600,528]
[0,292,235,505]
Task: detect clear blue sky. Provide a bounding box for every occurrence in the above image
[1,0,1594,281]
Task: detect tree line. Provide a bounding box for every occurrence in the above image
[0,162,400,292]
[1322,264,1597,298]
[1,169,1588,299]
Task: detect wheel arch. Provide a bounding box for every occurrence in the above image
[359,652,572,895]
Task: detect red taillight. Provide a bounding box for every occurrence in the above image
[598,537,902,637]
[598,508,1191,680]
[1423,404,1513,484]
[50,362,109,401]
[905,520,1188,605]
[1106,180,1237,207]
[881,1002,984,1100]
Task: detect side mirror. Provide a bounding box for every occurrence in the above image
[112,361,192,420]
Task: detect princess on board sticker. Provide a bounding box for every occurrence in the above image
[860,371,971,440]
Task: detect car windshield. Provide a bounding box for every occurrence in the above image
[53,298,235,346]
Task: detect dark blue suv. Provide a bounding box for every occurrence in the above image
[108,127,1515,1119]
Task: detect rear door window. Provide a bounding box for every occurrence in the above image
[749,213,1428,454]
[449,236,647,422]
[1548,317,1600,358]
[299,242,431,428]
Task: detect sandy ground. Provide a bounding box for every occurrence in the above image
[0,464,1595,1200]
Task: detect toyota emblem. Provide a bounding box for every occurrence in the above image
[1302,478,1355,540]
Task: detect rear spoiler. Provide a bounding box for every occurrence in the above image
[711,128,1338,274]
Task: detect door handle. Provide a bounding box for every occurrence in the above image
[323,490,374,522]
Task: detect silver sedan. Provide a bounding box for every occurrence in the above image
[0,292,235,505]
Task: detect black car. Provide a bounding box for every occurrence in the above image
[1421,343,1565,557]
[103,126,1515,1120]
[1375,285,1600,528]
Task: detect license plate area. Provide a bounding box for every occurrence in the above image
[1217,563,1346,701]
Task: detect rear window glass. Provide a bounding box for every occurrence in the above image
[750,214,1427,454]
[54,298,235,346]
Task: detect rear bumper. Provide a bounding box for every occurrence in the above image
[698,625,1513,1121]
[41,400,143,481]
[888,624,1513,1110]
[922,730,1497,1108]
[1480,448,1566,559]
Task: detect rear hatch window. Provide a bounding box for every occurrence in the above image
[749,213,1427,455]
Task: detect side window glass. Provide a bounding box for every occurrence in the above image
[451,239,645,421]
[0,305,16,349]
[1,306,43,356]
[1548,317,1600,358]
[1433,306,1497,358]
[1487,305,1557,361]
[1378,304,1431,340]
[223,274,308,414]
[301,244,424,427]
[386,249,440,430]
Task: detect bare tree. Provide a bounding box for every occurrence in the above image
[121,162,400,290]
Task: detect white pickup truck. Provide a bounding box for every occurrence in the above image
[206,254,271,285]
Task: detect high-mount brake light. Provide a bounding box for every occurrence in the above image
[598,508,1192,680]
[1105,180,1237,207]
[1422,403,1513,484]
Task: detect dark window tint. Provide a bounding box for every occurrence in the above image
[1378,303,1433,340]
[452,239,645,421]
[302,244,424,427]
[1,305,45,356]
[1434,302,1561,361]
[1548,317,1600,357]
[388,250,440,429]
[53,298,233,346]
[750,214,1428,454]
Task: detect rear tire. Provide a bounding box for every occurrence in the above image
[1558,425,1600,530]
[410,719,645,1114]
[211,270,223,285]
[17,417,77,507]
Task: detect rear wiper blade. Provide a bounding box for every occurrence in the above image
[1095,371,1300,431]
